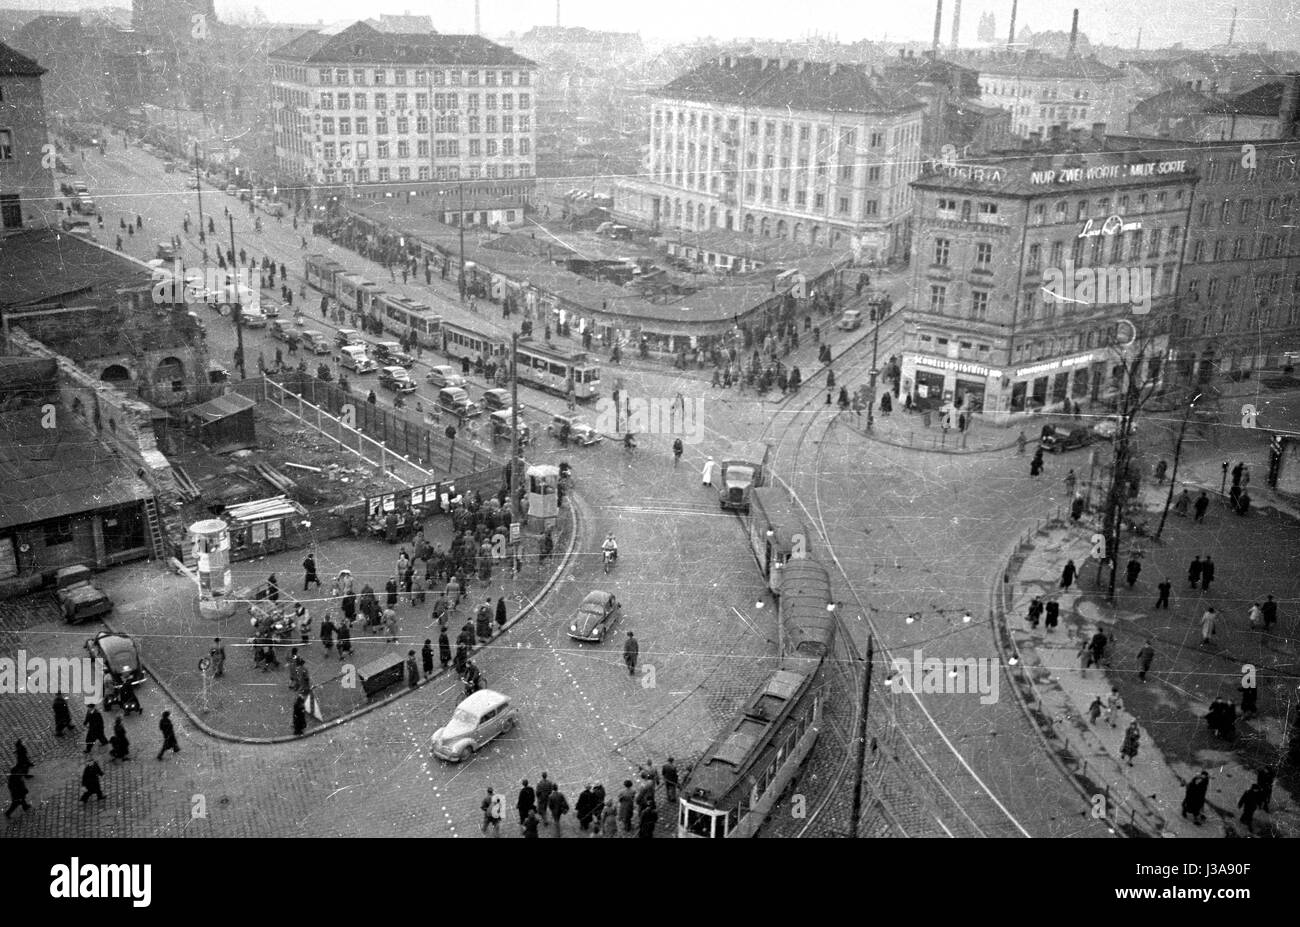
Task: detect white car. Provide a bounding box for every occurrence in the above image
[430,690,518,762]
[240,307,268,328]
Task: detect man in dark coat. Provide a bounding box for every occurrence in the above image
[476,598,493,641]
[421,639,435,678]
[84,704,107,753]
[1181,771,1210,824]
[662,759,679,804]
[522,808,539,838]
[292,696,307,736]
[109,718,130,762]
[1059,559,1077,590]
[516,778,536,829]
[576,784,597,831]
[156,710,181,760]
[1155,578,1172,609]
[535,773,555,825]
[591,782,607,820]
[53,692,76,736]
[5,764,31,817]
[438,629,452,668]
[1261,595,1278,628]
[1201,556,1216,593]
[623,631,639,676]
[385,577,399,609]
[406,650,420,688]
[1125,557,1142,588]
[302,553,321,591]
[1238,783,1266,833]
[618,779,636,832]
[13,739,33,776]
[495,597,508,629]
[638,801,659,838]
[80,758,105,802]
[547,785,570,837]
[1188,556,1203,589]
[1193,491,1210,521]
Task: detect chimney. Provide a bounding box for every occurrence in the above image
[1227,6,1237,47]
[1007,0,1017,48]
[475,0,481,34]
[1091,121,1107,142]
[951,0,962,49]
[933,0,944,56]
[1068,9,1079,58]
[1280,73,1300,138]
[555,0,561,28]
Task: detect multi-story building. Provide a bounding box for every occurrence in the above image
[904,141,1198,420]
[880,52,1013,161]
[614,55,925,261]
[269,21,538,222]
[966,50,1127,139]
[0,40,52,230]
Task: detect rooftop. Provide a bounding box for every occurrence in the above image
[960,51,1121,82]
[269,20,534,68]
[0,38,45,76]
[0,230,153,308]
[657,54,921,116]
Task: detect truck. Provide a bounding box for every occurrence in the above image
[715,442,771,513]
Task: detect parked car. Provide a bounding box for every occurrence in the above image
[374,341,415,368]
[155,241,179,261]
[270,319,299,347]
[379,365,418,393]
[1039,425,1093,453]
[301,330,331,354]
[430,689,518,762]
[481,388,511,412]
[567,590,623,642]
[1091,415,1135,441]
[437,386,480,418]
[547,413,603,445]
[54,566,113,624]
[838,309,863,331]
[61,218,92,236]
[340,344,377,374]
[71,181,89,196]
[85,631,144,685]
[426,365,466,389]
[335,327,364,348]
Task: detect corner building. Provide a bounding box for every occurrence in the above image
[905,147,1197,421]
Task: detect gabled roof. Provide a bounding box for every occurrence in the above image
[1208,80,1289,117]
[0,39,45,77]
[658,55,920,115]
[269,20,534,67]
[963,51,1121,82]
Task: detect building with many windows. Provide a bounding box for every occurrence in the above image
[904,141,1198,420]
[964,50,1127,140]
[613,55,925,262]
[0,40,51,230]
[269,21,537,221]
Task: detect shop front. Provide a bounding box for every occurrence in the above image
[1007,352,1100,414]
[902,353,996,413]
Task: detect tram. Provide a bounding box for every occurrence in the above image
[377,293,442,349]
[514,338,601,401]
[677,557,834,838]
[745,486,811,597]
[304,254,346,295]
[441,318,507,365]
[337,273,383,315]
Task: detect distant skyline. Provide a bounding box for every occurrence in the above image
[4,0,1298,51]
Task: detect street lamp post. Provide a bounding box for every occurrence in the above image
[194,142,206,255]
[228,213,246,380]
[866,297,882,432]
[457,181,467,301]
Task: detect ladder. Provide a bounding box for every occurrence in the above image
[144,497,167,561]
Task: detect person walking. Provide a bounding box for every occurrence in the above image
[1016,431,1027,455]
[1026,596,1043,629]
[1155,579,1172,609]
[1043,600,1060,632]
[79,758,105,803]
[535,772,555,826]
[1238,783,1266,833]
[292,695,307,736]
[421,639,435,679]
[522,807,540,838]
[83,704,108,753]
[618,780,636,832]
[1181,771,1210,824]
[547,784,569,837]
[1064,469,1077,497]
[210,637,226,678]
[1059,559,1077,591]
[405,650,420,689]
[1201,556,1216,593]
[1125,557,1142,588]
[1087,695,1104,725]
[12,740,33,777]
[1199,607,1218,646]
[302,553,321,591]
[662,757,679,805]
[1120,721,1141,766]
[385,576,399,610]
[1193,491,1210,522]
[1136,640,1156,683]
[156,711,181,760]
[1187,556,1202,589]
[516,779,536,830]
[1248,602,1264,630]
[5,764,32,817]
[623,631,639,677]
[495,597,507,630]
[480,787,503,836]
[438,628,451,669]
[638,800,659,838]
[1261,594,1278,628]
[1030,449,1044,477]
[1104,687,1124,727]
[53,692,77,737]
[672,437,683,468]
[476,597,493,642]
[108,718,130,762]
[576,784,597,832]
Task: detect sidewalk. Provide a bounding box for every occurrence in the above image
[98,501,578,741]
[1002,510,1300,838]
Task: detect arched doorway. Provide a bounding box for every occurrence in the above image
[686,201,695,228]
[101,364,132,384]
[760,217,771,237]
[811,225,822,245]
[793,222,804,243]
[153,357,186,397]
[709,207,718,228]
[743,214,755,234]
[776,219,788,239]
[725,211,735,230]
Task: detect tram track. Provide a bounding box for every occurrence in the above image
[750,316,1031,839]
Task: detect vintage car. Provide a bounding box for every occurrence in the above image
[379,365,418,394]
[1091,415,1135,441]
[85,631,144,685]
[54,566,113,624]
[547,413,603,446]
[335,327,365,348]
[426,365,466,389]
[568,590,623,643]
[373,342,416,368]
[481,388,511,412]
[430,689,518,762]
[837,308,863,330]
[239,306,268,328]
[1039,425,1094,453]
[489,409,530,444]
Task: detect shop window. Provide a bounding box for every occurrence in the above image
[45,518,74,546]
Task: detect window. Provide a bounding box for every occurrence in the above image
[355,117,368,135]
[1220,200,1232,224]
[377,167,390,181]
[467,70,480,86]
[869,131,883,147]
[468,139,481,156]
[374,92,387,110]
[375,117,388,134]
[1192,239,1205,262]
[1199,201,1212,224]
[417,115,428,133]
[934,238,950,266]
[1239,199,1253,223]
[1147,228,1161,258]
[1077,200,1088,221]
[398,167,410,180]
[864,200,877,216]
[352,69,366,85]
[485,70,497,86]
[839,164,853,181]
[975,242,992,266]
[418,140,430,157]
[519,138,530,156]
[321,117,334,135]
[1233,238,1246,260]
[354,93,367,109]
[838,196,849,214]
[971,291,989,320]
[1027,243,1041,271]
[373,68,387,85]
[930,285,947,313]
[486,139,498,156]
[338,117,351,134]
[319,68,333,84]
[814,193,824,209]
[376,140,389,159]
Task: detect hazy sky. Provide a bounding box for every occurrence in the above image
[207,0,1298,48]
[9,0,1296,49]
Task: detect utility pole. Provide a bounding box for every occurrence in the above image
[194,142,206,256]
[1103,344,1145,604]
[849,634,874,838]
[866,296,882,432]
[228,213,246,380]
[458,182,467,301]
[1156,391,1200,539]
[510,332,525,562]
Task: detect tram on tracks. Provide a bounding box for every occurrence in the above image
[514,337,601,401]
[440,318,508,365]
[677,557,835,837]
[376,293,441,348]
[305,254,346,295]
[745,486,811,598]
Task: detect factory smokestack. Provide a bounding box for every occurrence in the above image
[933,0,944,55]
[475,0,481,34]
[1068,9,1079,57]
[1227,5,1237,46]
[556,0,562,28]
[950,0,962,49]
[1007,0,1017,48]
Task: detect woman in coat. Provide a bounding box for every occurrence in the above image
[495,597,508,629]
[384,577,399,609]
[600,799,619,837]
[438,630,452,668]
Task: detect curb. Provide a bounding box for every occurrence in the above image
[103,499,583,745]
[841,414,1021,456]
